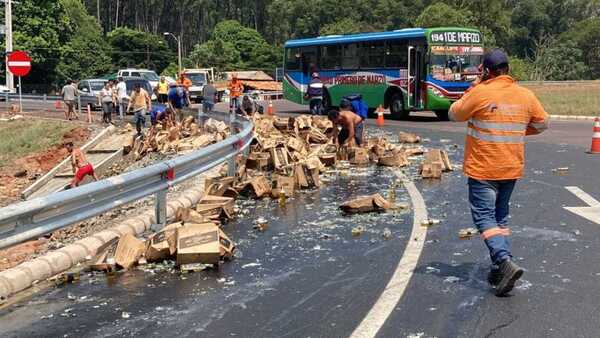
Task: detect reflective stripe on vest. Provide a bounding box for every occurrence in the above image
[467,128,525,144]
[480,227,511,240]
[469,119,527,132]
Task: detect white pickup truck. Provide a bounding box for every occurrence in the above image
[182,68,215,103]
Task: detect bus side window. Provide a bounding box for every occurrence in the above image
[385,40,408,68]
[300,46,318,74]
[285,48,301,71]
[342,43,359,69]
[360,41,385,69]
[320,44,341,70]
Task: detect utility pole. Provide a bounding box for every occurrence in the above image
[5,0,14,91]
[96,0,100,24]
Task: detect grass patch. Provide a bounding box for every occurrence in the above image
[523,82,600,116]
[0,119,73,168]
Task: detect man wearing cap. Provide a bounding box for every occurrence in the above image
[305,72,324,115]
[449,49,549,296]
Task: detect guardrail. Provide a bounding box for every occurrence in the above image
[0,110,253,249]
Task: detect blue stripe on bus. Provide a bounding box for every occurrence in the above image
[426,75,471,92]
[284,29,426,47]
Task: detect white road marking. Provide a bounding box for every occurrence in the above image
[564,186,600,225]
[350,170,429,338]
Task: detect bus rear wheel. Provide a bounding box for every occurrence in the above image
[434,110,449,121]
[390,93,409,120]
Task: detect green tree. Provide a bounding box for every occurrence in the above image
[188,40,242,71]
[55,0,111,82]
[415,3,474,28]
[320,18,374,36]
[561,18,600,79]
[107,27,174,73]
[508,56,533,81]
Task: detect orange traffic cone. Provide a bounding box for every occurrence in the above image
[55,100,62,109]
[589,117,600,154]
[376,105,385,127]
[267,99,274,115]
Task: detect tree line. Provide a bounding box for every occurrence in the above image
[1,0,599,91]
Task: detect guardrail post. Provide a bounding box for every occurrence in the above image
[43,94,47,104]
[77,95,82,117]
[155,189,167,229]
[227,110,237,177]
[4,92,8,113]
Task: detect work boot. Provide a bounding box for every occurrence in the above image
[487,265,502,286]
[495,259,524,296]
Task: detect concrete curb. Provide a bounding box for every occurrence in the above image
[0,171,215,301]
[550,115,598,121]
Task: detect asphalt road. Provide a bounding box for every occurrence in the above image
[1,100,599,337]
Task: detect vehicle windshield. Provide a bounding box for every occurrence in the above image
[187,73,207,85]
[430,46,483,82]
[126,81,150,93]
[89,81,105,91]
[140,71,160,82]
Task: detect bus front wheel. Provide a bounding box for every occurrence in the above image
[390,93,409,120]
[434,110,449,121]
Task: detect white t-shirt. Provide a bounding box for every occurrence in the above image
[116,82,128,101]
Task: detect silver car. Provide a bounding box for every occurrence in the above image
[77,79,107,110]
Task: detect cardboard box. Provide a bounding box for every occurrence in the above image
[145,223,180,262]
[318,153,336,167]
[349,147,370,165]
[271,174,295,198]
[246,152,271,171]
[176,223,235,266]
[204,176,235,196]
[270,146,290,169]
[114,234,146,270]
[421,162,443,179]
[236,176,272,198]
[424,149,453,171]
[378,153,409,167]
[295,164,320,189]
[286,137,305,152]
[339,194,391,214]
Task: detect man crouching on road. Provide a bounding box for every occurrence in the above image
[66,142,99,188]
[328,100,364,147]
[449,49,549,296]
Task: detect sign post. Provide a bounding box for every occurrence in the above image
[7,51,32,113]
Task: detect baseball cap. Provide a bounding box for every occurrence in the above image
[483,49,509,71]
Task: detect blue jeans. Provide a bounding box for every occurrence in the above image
[468,178,516,265]
[134,108,146,135]
[309,98,323,115]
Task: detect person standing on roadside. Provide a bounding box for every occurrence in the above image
[116,76,128,121]
[177,72,192,106]
[127,83,151,136]
[156,76,169,104]
[449,49,549,296]
[305,72,324,115]
[201,79,217,120]
[99,82,114,124]
[61,79,78,120]
[228,74,244,113]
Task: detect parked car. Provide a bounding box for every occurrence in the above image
[76,79,108,110]
[0,85,14,101]
[121,77,154,114]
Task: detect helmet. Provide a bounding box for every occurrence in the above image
[312,72,319,78]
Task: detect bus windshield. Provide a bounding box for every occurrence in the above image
[430,46,483,82]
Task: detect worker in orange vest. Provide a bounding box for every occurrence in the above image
[177,72,192,106]
[449,49,549,297]
[228,74,244,112]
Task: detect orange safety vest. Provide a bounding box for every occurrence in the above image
[177,77,192,90]
[449,75,549,180]
[228,80,243,98]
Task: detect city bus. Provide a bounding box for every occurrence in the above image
[283,27,484,120]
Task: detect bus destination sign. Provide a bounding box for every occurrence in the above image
[430,31,482,44]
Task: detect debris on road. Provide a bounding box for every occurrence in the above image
[420,149,453,179]
[340,194,391,214]
[176,222,235,267]
[552,167,569,175]
[421,219,441,227]
[458,227,479,239]
[352,226,365,237]
[398,131,421,143]
[254,217,268,232]
[382,228,392,240]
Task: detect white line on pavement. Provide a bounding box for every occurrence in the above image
[564,186,600,225]
[350,170,429,338]
[565,186,600,207]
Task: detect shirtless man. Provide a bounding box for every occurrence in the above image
[66,142,98,188]
[327,100,364,146]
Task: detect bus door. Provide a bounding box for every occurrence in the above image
[407,44,425,109]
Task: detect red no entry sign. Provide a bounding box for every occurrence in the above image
[7,51,32,77]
